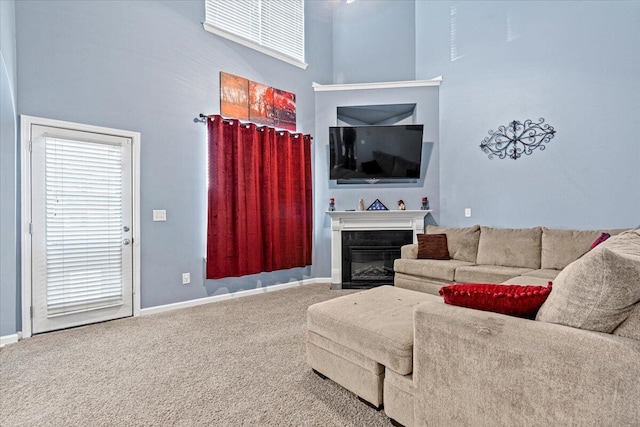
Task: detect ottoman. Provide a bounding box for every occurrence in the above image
[306,285,436,408]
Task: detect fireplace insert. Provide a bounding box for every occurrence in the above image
[341,230,413,289]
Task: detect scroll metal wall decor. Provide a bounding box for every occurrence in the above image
[480,118,556,160]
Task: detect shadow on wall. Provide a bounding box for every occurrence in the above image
[203,265,313,296]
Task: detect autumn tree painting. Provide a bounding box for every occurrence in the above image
[220,72,249,120]
[220,72,297,130]
[249,81,275,125]
[273,89,296,131]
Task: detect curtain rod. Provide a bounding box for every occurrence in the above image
[193,114,312,139]
[193,113,208,123]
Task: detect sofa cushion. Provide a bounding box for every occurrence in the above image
[454,265,534,284]
[536,230,640,333]
[307,286,438,375]
[394,258,474,282]
[541,228,601,270]
[417,234,450,260]
[426,225,480,263]
[521,269,561,280]
[401,243,418,259]
[613,303,640,341]
[439,283,552,319]
[477,227,542,269]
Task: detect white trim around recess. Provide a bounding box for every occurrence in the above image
[312,77,442,92]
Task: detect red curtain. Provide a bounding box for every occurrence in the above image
[206,115,312,279]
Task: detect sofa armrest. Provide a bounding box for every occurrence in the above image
[412,300,640,426]
[401,243,418,259]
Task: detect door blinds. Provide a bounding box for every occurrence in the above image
[43,137,124,317]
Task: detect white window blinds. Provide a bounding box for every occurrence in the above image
[204,0,306,68]
[44,137,124,317]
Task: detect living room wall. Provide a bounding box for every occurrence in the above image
[332,0,415,84]
[0,0,18,337]
[415,1,640,229]
[6,0,333,334]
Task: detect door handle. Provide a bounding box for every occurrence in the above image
[123,238,131,246]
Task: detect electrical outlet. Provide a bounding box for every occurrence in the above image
[464,208,472,218]
[182,273,190,285]
[153,209,167,221]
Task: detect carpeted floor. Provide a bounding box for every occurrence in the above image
[0,283,393,426]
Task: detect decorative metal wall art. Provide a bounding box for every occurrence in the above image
[480,118,556,160]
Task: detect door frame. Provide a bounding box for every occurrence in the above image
[20,115,141,338]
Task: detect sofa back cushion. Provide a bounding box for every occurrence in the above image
[541,228,602,270]
[476,227,542,269]
[426,225,480,263]
[536,230,640,334]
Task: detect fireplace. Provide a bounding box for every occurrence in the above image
[326,210,430,288]
[342,230,413,289]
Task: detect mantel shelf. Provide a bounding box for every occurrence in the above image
[326,210,432,220]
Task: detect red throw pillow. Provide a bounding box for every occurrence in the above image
[591,232,611,249]
[417,234,450,260]
[438,282,553,319]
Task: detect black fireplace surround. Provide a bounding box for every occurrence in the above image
[341,230,413,289]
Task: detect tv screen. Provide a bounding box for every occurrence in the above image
[329,125,424,181]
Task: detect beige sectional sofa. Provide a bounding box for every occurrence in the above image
[394,225,626,295]
[306,227,640,426]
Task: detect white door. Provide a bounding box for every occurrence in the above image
[30,124,133,334]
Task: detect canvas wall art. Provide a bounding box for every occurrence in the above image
[220,72,296,130]
[249,81,274,125]
[273,89,296,131]
[220,72,249,120]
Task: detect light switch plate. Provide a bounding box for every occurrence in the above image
[182,273,190,285]
[153,209,167,221]
[464,208,472,218]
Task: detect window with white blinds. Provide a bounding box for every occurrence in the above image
[44,137,124,316]
[204,0,306,69]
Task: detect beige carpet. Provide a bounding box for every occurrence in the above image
[0,284,393,426]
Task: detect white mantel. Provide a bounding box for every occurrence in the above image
[326,210,431,285]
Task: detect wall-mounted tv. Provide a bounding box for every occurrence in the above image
[329,125,424,182]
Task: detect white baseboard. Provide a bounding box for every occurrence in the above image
[0,332,22,348]
[140,277,331,317]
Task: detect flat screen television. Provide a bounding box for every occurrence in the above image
[329,125,424,181]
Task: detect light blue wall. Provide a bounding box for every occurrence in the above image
[416,1,640,229]
[1,0,18,336]
[12,0,333,325]
[332,0,415,84]
[313,86,439,277]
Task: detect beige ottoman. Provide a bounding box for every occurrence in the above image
[306,285,436,409]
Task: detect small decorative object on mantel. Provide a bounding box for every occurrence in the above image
[398,200,406,210]
[328,198,335,212]
[480,118,556,160]
[367,199,388,211]
[421,197,429,210]
[359,198,365,211]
